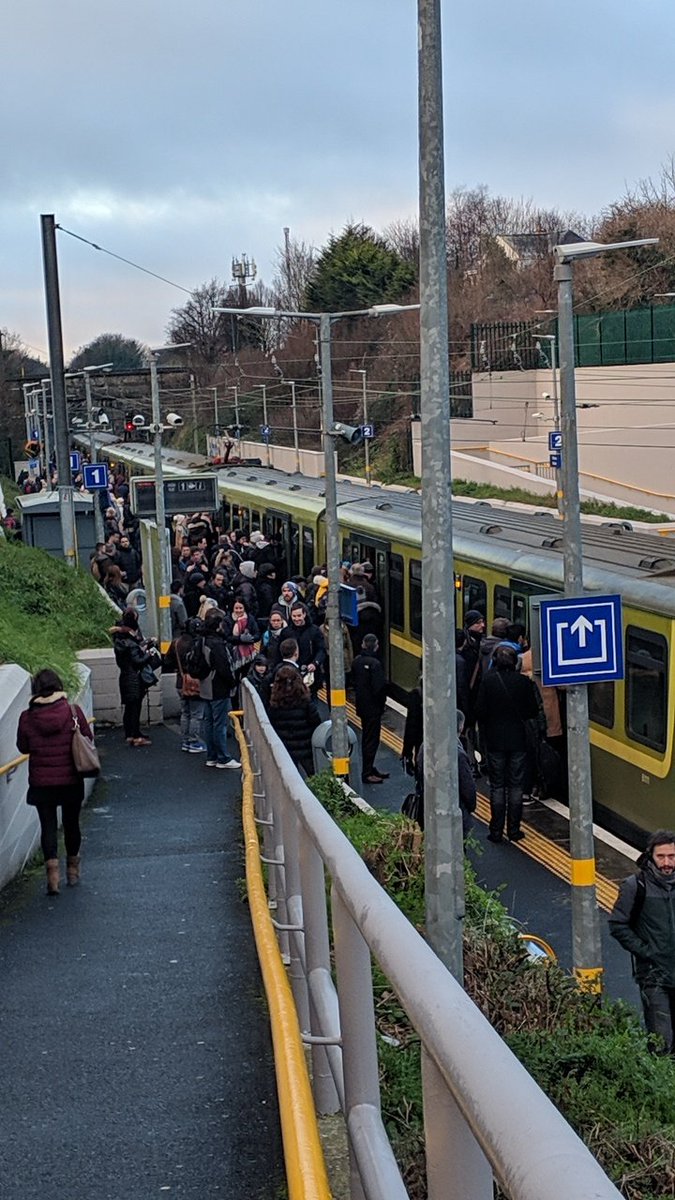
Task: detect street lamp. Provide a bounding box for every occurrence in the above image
[252,383,271,467]
[147,343,190,654]
[213,303,419,778]
[533,334,563,516]
[66,363,113,542]
[554,235,658,994]
[350,368,372,486]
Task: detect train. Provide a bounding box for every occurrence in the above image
[84,433,675,847]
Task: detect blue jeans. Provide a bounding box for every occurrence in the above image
[180,697,205,744]
[204,698,233,764]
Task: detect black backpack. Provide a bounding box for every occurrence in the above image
[183,635,211,680]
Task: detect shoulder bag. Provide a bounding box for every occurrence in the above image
[71,707,101,777]
[176,646,201,698]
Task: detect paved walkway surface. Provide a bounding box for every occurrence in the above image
[0,724,283,1200]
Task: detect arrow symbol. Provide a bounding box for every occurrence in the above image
[570,615,594,647]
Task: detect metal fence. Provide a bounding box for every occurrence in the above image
[240,682,623,1200]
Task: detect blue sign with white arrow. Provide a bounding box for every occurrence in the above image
[83,463,108,491]
[539,594,624,686]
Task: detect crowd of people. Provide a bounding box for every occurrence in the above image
[402,609,567,846]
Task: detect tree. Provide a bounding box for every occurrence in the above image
[167,278,269,383]
[304,222,417,312]
[67,334,145,372]
[271,232,316,312]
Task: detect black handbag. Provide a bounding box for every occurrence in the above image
[402,790,424,829]
[140,664,158,688]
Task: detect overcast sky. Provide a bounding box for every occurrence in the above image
[4,0,675,360]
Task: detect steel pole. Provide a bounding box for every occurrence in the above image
[150,355,172,654]
[361,371,371,486]
[41,213,77,566]
[23,383,33,442]
[550,337,564,517]
[84,373,105,542]
[190,374,199,453]
[41,383,52,489]
[212,386,219,433]
[319,313,350,778]
[261,384,271,467]
[555,260,603,993]
[290,381,301,472]
[418,0,464,981]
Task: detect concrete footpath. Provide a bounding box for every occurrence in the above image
[0,724,283,1200]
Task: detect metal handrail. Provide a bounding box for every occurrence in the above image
[0,754,28,779]
[242,681,622,1200]
[233,714,332,1200]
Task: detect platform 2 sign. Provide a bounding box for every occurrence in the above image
[539,593,624,687]
[131,474,219,518]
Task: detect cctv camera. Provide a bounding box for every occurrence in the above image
[71,417,84,428]
[542,392,551,400]
[98,413,110,427]
[132,414,145,427]
[332,422,365,445]
[165,412,183,428]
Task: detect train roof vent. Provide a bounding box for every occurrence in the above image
[289,484,301,491]
[542,536,563,549]
[375,501,392,511]
[246,475,258,482]
[639,557,675,571]
[475,500,493,507]
[605,521,633,532]
[479,523,502,535]
[265,479,278,486]
[536,511,555,519]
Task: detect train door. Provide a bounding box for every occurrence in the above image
[264,509,300,581]
[345,532,391,677]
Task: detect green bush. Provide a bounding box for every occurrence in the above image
[307,771,675,1199]
[0,540,113,689]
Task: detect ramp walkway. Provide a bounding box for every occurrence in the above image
[0,723,283,1200]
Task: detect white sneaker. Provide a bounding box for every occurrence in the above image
[217,759,241,769]
[205,760,218,767]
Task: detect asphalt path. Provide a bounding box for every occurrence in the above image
[0,724,283,1200]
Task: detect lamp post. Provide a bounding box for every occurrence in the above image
[534,333,563,516]
[213,303,418,778]
[211,386,220,434]
[554,236,658,992]
[253,383,271,467]
[228,385,241,439]
[41,213,77,566]
[147,343,191,654]
[289,381,301,473]
[350,368,371,486]
[66,363,113,543]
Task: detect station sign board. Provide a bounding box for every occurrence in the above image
[539,593,624,687]
[131,474,219,518]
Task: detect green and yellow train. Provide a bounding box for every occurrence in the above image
[92,436,675,846]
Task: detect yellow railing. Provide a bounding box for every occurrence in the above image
[232,714,332,1200]
[0,754,28,779]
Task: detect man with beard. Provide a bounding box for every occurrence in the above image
[609,830,675,1054]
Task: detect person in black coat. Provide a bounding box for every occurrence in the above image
[268,666,322,777]
[255,562,277,627]
[402,675,423,776]
[288,603,326,692]
[111,608,156,745]
[351,633,389,785]
[475,644,539,843]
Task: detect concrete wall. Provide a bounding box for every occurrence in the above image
[76,648,165,726]
[207,436,327,478]
[0,663,95,892]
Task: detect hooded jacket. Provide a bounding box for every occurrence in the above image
[609,861,675,987]
[17,694,92,791]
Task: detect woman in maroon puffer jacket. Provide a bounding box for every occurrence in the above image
[17,669,94,896]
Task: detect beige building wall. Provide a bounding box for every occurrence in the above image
[427,364,675,515]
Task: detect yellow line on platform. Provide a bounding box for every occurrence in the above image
[327,691,620,914]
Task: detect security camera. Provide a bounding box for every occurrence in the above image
[542,392,551,400]
[98,413,110,427]
[332,422,365,445]
[132,414,146,427]
[165,412,184,428]
[71,416,85,428]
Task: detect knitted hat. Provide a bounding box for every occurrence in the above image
[239,560,257,579]
[465,609,484,627]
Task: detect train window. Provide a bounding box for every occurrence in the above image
[409,560,423,638]
[251,509,261,532]
[302,527,315,577]
[463,576,487,620]
[589,682,615,729]
[494,585,511,620]
[512,593,528,627]
[389,554,404,631]
[625,627,668,752]
[222,501,231,529]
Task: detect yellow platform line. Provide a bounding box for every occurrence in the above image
[324,691,619,914]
